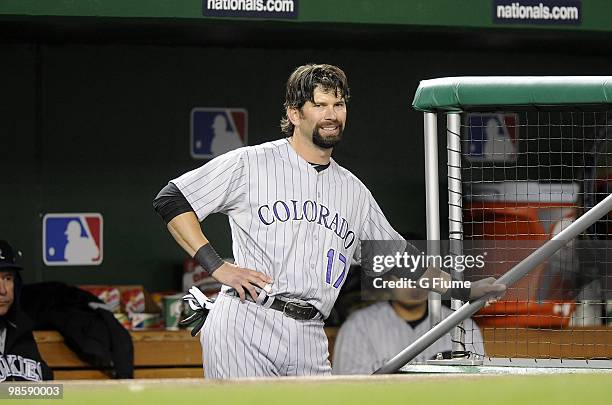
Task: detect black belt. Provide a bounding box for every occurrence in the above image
[225,289,321,320]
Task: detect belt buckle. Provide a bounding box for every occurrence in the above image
[282,301,297,319]
[282,301,315,320]
[282,301,307,320]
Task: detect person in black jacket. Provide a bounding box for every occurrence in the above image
[0,240,53,381]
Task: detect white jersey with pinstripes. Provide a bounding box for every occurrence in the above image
[172,138,403,318]
[332,302,486,375]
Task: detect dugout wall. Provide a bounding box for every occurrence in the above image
[4,10,612,292]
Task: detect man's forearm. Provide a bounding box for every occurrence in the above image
[419,267,505,301]
[165,210,271,300]
[167,211,209,256]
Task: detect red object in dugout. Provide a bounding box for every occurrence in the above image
[475,301,576,328]
[465,182,579,328]
[79,285,121,313]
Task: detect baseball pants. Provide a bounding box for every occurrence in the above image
[200,292,332,378]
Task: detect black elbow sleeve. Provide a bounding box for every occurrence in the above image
[153,182,195,224]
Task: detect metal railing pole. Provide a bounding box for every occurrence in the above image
[447,113,466,354]
[424,112,442,327]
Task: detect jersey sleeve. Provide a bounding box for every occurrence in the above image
[353,191,403,263]
[361,192,405,240]
[353,190,427,279]
[171,148,247,221]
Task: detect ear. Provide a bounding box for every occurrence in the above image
[287,107,301,127]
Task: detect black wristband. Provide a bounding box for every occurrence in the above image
[194,244,224,275]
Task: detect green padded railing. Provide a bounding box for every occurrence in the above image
[412,76,612,112]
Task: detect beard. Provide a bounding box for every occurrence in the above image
[312,122,344,149]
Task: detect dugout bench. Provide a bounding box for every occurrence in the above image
[35,327,612,379]
[34,330,203,379]
[33,328,340,379]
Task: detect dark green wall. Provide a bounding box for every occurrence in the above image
[3,40,612,291]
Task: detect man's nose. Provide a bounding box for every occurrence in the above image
[323,105,337,120]
[0,282,6,295]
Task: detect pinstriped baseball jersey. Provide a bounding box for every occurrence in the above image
[172,138,404,318]
[332,303,485,375]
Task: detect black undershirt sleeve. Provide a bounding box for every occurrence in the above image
[152,182,194,224]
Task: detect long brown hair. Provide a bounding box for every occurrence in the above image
[280,64,350,137]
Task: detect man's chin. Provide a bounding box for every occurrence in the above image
[313,132,342,149]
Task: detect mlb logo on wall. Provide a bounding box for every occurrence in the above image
[43,213,103,266]
[191,108,248,159]
[464,113,518,162]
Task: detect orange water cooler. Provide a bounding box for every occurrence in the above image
[464,182,579,328]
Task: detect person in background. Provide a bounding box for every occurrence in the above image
[0,240,53,381]
[332,283,484,375]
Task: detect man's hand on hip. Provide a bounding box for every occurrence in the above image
[213,262,274,302]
